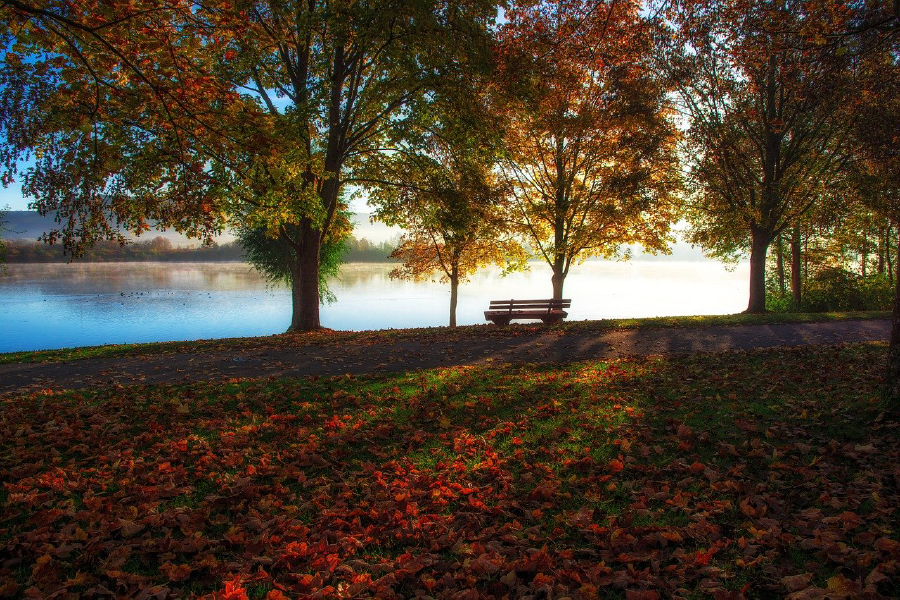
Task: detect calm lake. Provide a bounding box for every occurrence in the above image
[0,260,750,352]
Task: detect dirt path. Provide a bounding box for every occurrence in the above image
[0,319,890,394]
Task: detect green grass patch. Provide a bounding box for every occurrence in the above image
[0,310,888,365]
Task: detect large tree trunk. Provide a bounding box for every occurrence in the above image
[287,218,322,332]
[791,223,802,308]
[449,266,459,328]
[885,229,900,413]
[747,228,770,313]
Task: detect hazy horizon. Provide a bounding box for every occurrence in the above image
[3,210,715,262]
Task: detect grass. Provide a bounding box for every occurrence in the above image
[0,342,897,597]
[0,309,888,365]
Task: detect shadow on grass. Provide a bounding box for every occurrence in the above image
[0,343,897,598]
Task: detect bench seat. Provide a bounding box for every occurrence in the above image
[485,299,571,325]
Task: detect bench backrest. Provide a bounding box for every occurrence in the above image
[489,299,571,312]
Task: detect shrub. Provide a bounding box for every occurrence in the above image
[766,268,892,313]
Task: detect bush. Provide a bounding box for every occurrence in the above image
[765,292,796,312]
[766,268,892,313]
[802,267,867,312]
[859,274,894,310]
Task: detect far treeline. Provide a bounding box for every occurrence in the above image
[0,0,899,406]
[1,236,397,264]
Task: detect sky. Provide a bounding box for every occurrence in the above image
[1,174,30,211]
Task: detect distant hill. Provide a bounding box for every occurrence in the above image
[3,210,709,261]
[2,210,234,246]
[2,211,402,247]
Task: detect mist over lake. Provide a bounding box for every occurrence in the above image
[0,260,750,353]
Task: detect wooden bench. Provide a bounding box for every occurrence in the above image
[484,299,571,325]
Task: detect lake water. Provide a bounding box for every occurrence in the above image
[0,260,750,352]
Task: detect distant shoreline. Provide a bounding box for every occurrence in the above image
[2,237,397,264]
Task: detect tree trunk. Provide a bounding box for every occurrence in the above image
[861,237,868,278]
[287,218,322,332]
[449,267,459,328]
[775,232,786,294]
[885,229,900,413]
[551,256,566,300]
[888,226,894,287]
[878,225,885,275]
[791,223,802,308]
[747,229,770,313]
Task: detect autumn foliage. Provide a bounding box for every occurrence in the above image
[1,344,898,597]
[498,0,679,299]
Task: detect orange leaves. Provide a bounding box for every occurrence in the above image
[693,540,729,566]
[160,562,193,582]
[214,578,249,600]
[0,345,898,597]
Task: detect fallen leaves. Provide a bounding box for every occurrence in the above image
[0,343,898,597]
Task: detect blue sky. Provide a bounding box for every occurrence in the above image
[1,182,30,211]
[1,155,33,210]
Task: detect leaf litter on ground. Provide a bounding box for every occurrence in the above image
[0,342,898,598]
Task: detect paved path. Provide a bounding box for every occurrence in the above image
[0,319,890,395]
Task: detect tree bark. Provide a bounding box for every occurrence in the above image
[449,266,459,328]
[551,256,566,300]
[878,225,885,275]
[746,228,770,313]
[791,223,802,308]
[861,237,868,278]
[287,218,322,332]
[885,228,900,413]
[888,226,894,287]
[775,232,786,294]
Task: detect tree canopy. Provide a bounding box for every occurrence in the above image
[1,0,502,330]
[661,0,855,312]
[499,0,679,300]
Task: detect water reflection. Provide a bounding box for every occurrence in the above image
[0,260,750,352]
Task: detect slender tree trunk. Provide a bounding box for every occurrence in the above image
[878,225,886,275]
[747,229,770,313]
[861,237,868,278]
[775,232,786,294]
[791,223,802,308]
[888,226,894,287]
[804,234,809,280]
[449,266,459,328]
[885,227,900,413]
[287,218,322,332]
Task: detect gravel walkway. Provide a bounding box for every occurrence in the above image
[0,319,890,395]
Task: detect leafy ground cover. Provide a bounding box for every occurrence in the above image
[0,310,888,365]
[1,343,898,599]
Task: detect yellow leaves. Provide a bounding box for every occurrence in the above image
[64,571,89,588]
[826,573,857,597]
